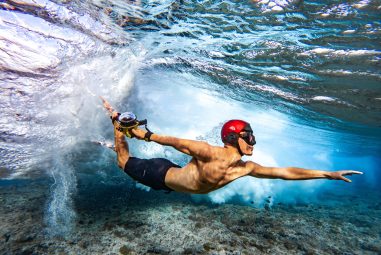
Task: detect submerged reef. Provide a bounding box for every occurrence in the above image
[1,179,380,254]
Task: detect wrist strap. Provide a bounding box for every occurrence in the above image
[144,130,153,142]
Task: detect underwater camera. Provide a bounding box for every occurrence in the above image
[116,112,148,138]
[115,112,153,142]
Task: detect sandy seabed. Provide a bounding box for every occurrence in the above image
[1,178,380,255]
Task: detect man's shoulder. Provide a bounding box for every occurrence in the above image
[243,160,261,168]
[204,143,225,152]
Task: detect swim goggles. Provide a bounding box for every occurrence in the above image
[240,132,256,146]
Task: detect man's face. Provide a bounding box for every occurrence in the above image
[238,131,255,156]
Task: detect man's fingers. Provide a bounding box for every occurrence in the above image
[99,96,117,115]
[341,176,352,183]
[100,96,110,108]
[343,171,363,176]
[100,96,110,107]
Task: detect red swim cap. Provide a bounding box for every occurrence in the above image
[221,119,253,145]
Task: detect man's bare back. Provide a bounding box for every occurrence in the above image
[165,146,251,194]
[102,97,362,194]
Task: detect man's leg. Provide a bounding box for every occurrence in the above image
[114,125,130,169]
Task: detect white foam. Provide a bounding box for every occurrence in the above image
[146,57,180,66]
[343,29,356,34]
[306,48,333,54]
[249,84,302,102]
[300,48,380,58]
[314,69,381,80]
[353,0,370,9]
[45,155,77,237]
[262,74,289,81]
[259,0,270,4]
[311,96,336,102]
[208,51,225,58]
[311,96,354,107]
[272,6,284,12]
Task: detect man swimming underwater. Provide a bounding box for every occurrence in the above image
[102,98,362,194]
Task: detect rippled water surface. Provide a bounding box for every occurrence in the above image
[1,0,381,238]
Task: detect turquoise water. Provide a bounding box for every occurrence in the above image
[0,0,380,252]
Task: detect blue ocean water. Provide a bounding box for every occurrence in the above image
[0,0,380,251]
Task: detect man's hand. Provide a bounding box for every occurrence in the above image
[100,97,149,140]
[100,96,115,115]
[130,127,148,140]
[100,96,120,125]
[327,170,363,182]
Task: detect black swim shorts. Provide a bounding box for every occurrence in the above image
[124,157,180,191]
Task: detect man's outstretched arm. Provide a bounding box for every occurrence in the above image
[100,97,214,161]
[131,128,214,160]
[247,161,363,182]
